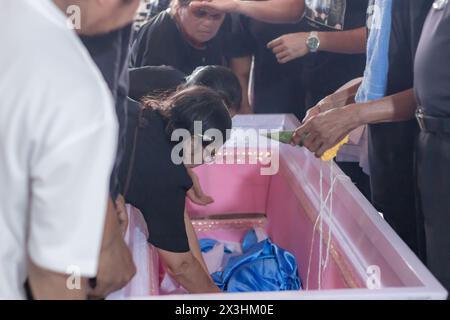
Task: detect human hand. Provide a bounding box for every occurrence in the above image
[186,168,214,206]
[293,106,358,158]
[189,0,240,13]
[267,32,310,64]
[115,194,128,237]
[87,199,136,299]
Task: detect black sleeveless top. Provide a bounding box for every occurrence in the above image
[119,100,193,253]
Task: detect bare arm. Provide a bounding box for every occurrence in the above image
[303,78,363,122]
[351,88,417,124]
[268,27,367,64]
[186,168,214,205]
[87,197,136,300]
[321,78,364,110]
[293,89,417,158]
[316,27,367,54]
[156,209,220,294]
[191,0,305,24]
[184,211,210,275]
[234,0,305,23]
[230,56,253,114]
[158,249,221,293]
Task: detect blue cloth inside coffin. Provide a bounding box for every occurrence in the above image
[199,229,302,292]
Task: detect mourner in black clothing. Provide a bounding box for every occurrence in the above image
[130,0,231,75]
[129,65,242,115]
[119,86,232,293]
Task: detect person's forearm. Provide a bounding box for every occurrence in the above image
[230,56,252,113]
[347,88,417,126]
[160,249,220,294]
[28,259,88,300]
[236,0,305,23]
[184,211,210,275]
[336,77,363,94]
[318,27,367,54]
[87,197,135,299]
[101,198,122,250]
[331,78,362,104]
[319,78,363,112]
[239,85,252,114]
[173,257,220,294]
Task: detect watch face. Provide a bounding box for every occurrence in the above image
[307,37,320,50]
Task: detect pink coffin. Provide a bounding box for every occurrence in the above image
[109,115,447,300]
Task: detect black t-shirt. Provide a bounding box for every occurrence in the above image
[415,1,450,118]
[119,101,193,253]
[368,0,432,164]
[385,0,433,96]
[130,9,231,75]
[301,0,368,107]
[81,25,133,200]
[230,17,306,119]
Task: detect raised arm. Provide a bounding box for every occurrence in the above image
[190,0,305,24]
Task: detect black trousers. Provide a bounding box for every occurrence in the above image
[416,131,450,291]
[336,161,371,201]
[368,122,422,257]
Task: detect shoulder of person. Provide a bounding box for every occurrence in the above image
[139,9,177,37]
[133,9,180,58]
[2,2,116,129]
[47,37,116,125]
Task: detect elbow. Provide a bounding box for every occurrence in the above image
[165,253,196,278]
[284,0,305,23]
[236,70,250,83]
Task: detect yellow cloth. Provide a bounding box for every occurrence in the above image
[321,136,349,161]
[262,131,350,162]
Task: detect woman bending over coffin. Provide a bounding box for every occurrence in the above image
[119,86,232,293]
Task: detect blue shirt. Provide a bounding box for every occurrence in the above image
[355,0,393,103]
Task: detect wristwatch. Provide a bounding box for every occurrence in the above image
[306,31,320,53]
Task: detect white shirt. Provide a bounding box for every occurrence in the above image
[0,0,118,299]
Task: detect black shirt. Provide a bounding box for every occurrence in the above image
[230,17,306,119]
[81,25,133,200]
[415,1,450,118]
[130,9,231,75]
[386,0,433,96]
[301,0,368,107]
[119,101,193,253]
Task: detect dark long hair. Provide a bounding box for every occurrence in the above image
[184,66,242,113]
[142,85,232,146]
